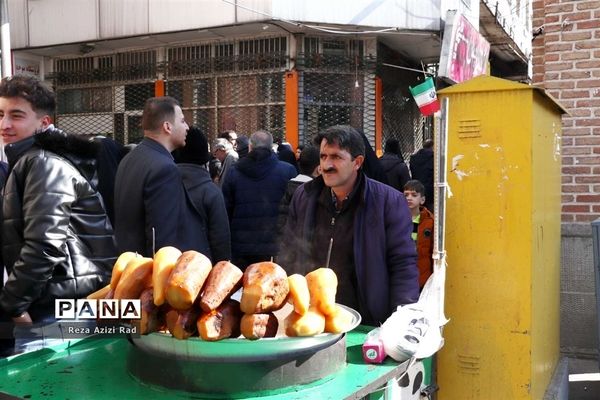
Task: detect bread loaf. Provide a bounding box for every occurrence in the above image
[306,268,338,316]
[285,306,326,337]
[139,287,166,335]
[200,261,243,312]
[240,313,278,340]
[152,246,182,306]
[324,304,354,334]
[166,307,200,340]
[286,274,310,316]
[165,251,212,310]
[197,299,242,341]
[86,284,111,300]
[240,262,289,314]
[113,257,154,300]
[110,252,140,289]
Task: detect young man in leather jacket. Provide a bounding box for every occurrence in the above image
[0,75,116,354]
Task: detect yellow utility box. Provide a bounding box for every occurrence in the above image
[436,76,566,399]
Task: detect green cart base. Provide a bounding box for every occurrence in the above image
[0,326,416,399]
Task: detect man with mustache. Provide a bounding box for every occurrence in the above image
[279,125,419,326]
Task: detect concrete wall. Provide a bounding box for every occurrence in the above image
[7,0,488,49]
[561,223,599,357]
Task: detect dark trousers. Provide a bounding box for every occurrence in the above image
[0,314,15,358]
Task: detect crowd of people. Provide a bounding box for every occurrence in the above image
[0,74,435,356]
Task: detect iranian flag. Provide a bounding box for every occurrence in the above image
[409,77,440,116]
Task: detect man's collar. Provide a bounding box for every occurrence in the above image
[330,172,364,211]
[5,135,36,166]
[142,136,174,159]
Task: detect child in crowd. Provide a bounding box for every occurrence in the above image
[403,179,434,289]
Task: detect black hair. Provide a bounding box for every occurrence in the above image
[384,138,400,155]
[141,96,179,131]
[404,179,426,196]
[173,126,210,165]
[218,130,236,141]
[313,125,365,159]
[0,75,56,116]
[298,146,320,176]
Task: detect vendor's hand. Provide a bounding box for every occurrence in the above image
[12,311,32,325]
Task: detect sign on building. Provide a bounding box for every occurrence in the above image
[439,11,490,84]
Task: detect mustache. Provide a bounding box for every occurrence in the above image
[322,167,337,173]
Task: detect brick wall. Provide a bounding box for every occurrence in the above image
[533,0,600,223]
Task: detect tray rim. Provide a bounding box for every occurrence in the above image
[129,304,361,362]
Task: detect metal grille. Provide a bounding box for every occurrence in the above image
[114,50,157,81]
[377,57,437,160]
[297,37,373,147]
[165,73,285,142]
[52,39,289,143]
[165,37,287,142]
[53,49,157,143]
[50,35,423,152]
[54,57,95,85]
[381,83,424,161]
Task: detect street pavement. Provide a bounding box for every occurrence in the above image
[569,357,600,400]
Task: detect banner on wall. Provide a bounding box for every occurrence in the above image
[13,56,41,78]
[439,10,490,84]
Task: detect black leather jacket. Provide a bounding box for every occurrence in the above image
[0,129,117,320]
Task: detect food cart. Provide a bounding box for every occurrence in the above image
[0,326,419,400]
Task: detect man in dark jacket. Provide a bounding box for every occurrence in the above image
[276,145,320,236]
[0,75,116,350]
[173,126,231,263]
[114,96,190,256]
[221,130,296,270]
[410,139,434,211]
[279,125,419,326]
[380,138,411,192]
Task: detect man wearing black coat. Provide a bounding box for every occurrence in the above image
[114,97,190,256]
[379,138,411,192]
[409,139,434,211]
[173,127,231,263]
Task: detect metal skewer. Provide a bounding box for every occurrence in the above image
[152,227,156,257]
[325,238,334,269]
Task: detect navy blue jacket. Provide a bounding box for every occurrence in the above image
[410,147,434,210]
[380,153,411,192]
[178,164,231,262]
[221,148,296,258]
[279,174,419,326]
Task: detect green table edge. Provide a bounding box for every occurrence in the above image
[0,325,410,400]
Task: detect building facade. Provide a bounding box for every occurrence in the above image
[6,0,528,158]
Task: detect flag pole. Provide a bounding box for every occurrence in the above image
[433,97,450,326]
[420,61,428,80]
